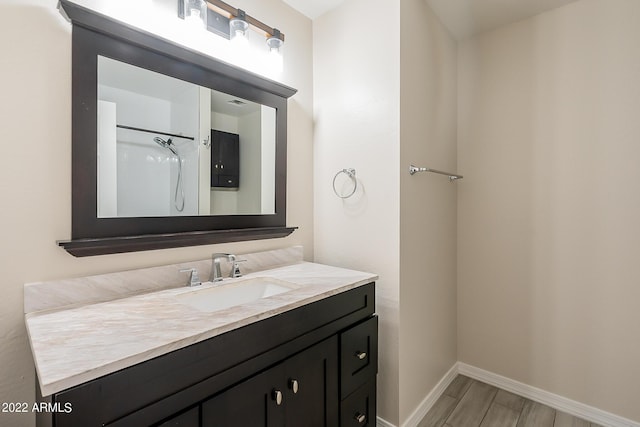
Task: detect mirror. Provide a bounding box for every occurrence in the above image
[97,56,277,217]
[58,0,297,256]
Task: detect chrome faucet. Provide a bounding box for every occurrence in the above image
[210,253,246,282]
[210,253,236,282]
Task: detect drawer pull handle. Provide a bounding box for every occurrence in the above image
[289,379,299,394]
[355,413,366,423]
[272,389,283,405]
[355,351,367,360]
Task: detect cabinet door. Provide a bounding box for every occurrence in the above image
[202,363,285,427]
[202,337,339,427]
[202,365,284,427]
[283,336,339,427]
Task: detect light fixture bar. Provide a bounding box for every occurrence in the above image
[205,0,285,41]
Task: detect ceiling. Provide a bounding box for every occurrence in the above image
[282,0,348,20]
[283,0,580,39]
[424,0,580,40]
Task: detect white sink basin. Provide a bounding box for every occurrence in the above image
[177,277,300,313]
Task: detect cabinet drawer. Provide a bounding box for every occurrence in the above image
[340,316,378,398]
[340,379,376,427]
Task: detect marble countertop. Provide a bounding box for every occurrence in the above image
[25,260,377,397]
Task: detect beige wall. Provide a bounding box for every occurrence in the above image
[399,0,458,423]
[458,0,640,422]
[314,0,458,424]
[312,0,401,423]
[0,1,312,426]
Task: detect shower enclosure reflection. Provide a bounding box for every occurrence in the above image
[96,56,276,218]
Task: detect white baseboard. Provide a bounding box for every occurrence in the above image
[458,362,640,427]
[377,362,640,427]
[375,363,459,427]
[401,363,459,427]
[377,417,396,427]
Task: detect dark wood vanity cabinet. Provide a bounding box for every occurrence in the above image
[157,407,199,426]
[41,283,377,427]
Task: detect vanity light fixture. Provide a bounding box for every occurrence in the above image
[229,9,249,48]
[178,0,286,55]
[183,0,207,28]
[266,29,284,53]
[266,28,284,72]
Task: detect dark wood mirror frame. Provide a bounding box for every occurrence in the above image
[57,0,297,257]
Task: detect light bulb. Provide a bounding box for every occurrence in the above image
[266,34,283,52]
[230,31,250,50]
[229,15,249,47]
[265,30,284,74]
[268,47,283,73]
[184,0,206,28]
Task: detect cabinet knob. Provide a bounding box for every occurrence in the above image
[354,413,366,423]
[272,389,283,405]
[289,379,299,394]
[355,351,367,360]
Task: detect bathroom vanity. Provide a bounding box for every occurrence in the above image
[39,2,379,423]
[25,249,378,426]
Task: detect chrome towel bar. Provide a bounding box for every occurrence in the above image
[409,165,463,182]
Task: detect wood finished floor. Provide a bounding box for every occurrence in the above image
[418,375,604,427]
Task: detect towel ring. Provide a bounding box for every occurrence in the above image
[333,168,357,199]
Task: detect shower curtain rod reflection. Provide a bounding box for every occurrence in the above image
[116,124,195,141]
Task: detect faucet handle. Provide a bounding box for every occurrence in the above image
[180,268,201,287]
[230,259,247,278]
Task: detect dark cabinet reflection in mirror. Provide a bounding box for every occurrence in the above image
[57,0,297,257]
[211,130,240,189]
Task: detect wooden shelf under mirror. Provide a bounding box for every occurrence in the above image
[58,227,297,257]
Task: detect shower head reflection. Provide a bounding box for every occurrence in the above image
[153,136,178,156]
